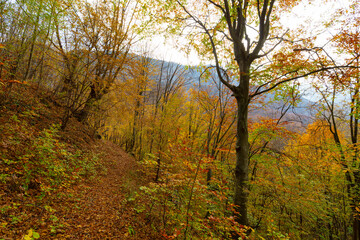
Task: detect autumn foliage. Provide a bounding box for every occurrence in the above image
[1,0,360,239]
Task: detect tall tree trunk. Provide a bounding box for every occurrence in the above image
[353,199,360,240]
[350,76,359,240]
[233,91,249,227]
[131,97,141,153]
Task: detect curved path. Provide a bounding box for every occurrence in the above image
[53,140,154,239]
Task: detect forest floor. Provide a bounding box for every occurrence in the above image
[48,139,158,239]
[0,84,159,239]
[46,140,155,239]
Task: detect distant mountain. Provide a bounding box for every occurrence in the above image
[146,56,314,129]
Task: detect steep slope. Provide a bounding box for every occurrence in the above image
[52,140,156,239]
[0,84,155,239]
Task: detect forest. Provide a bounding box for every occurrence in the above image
[0,0,360,239]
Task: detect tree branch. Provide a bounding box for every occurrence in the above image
[176,0,236,92]
[250,64,360,98]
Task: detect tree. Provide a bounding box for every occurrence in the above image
[51,0,137,127]
[333,7,360,239]
[0,0,59,90]
[74,0,136,122]
[282,120,348,239]
[288,2,360,238]
[143,0,325,229]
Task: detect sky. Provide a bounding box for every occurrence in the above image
[134,0,353,103]
[136,35,200,66]
[280,0,352,101]
[140,0,352,66]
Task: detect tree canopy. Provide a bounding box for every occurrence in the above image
[1,0,360,239]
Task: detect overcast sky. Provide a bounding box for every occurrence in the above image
[138,0,351,66]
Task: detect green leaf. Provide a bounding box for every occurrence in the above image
[33,231,40,239]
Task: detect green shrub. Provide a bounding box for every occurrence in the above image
[16,124,103,192]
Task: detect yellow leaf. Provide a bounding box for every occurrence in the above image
[23,229,35,240]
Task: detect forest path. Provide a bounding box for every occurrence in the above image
[53,140,150,239]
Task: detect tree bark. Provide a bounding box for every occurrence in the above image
[353,214,360,240]
[233,88,250,227]
[76,85,100,122]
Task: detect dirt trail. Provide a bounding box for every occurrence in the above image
[0,86,153,239]
[53,140,150,239]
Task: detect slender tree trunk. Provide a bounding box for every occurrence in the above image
[351,173,360,240]
[233,89,249,228]
[24,0,44,81]
[353,206,360,240]
[350,77,359,240]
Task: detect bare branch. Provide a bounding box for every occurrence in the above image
[257,30,289,58]
[176,0,236,91]
[250,64,360,98]
[208,0,226,14]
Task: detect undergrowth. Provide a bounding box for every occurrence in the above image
[0,85,106,238]
[0,113,103,195]
[129,133,249,240]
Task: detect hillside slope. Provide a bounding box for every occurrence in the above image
[0,84,155,239]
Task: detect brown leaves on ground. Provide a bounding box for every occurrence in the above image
[46,140,155,239]
[1,140,155,239]
[0,85,158,239]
